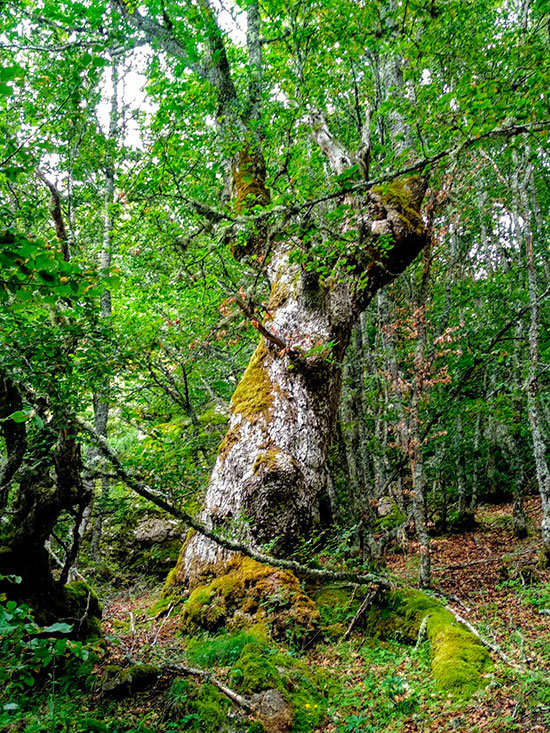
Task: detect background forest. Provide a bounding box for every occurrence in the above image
[0,0,549,731]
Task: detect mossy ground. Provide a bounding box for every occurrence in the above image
[363,588,493,697]
[2,499,548,732]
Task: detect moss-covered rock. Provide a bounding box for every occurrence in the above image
[63,580,102,641]
[179,555,319,643]
[166,678,229,729]
[101,665,132,696]
[364,589,493,697]
[229,645,329,732]
[231,643,282,693]
[127,664,161,691]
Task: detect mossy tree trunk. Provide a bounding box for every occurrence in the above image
[181,176,428,584]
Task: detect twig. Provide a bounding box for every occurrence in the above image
[340,586,379,643]
[434,548,535,572]
[162,661,252,710]
[152,603,174,646]
[446,606,525,671]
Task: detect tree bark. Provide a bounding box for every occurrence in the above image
[516,161,550,562]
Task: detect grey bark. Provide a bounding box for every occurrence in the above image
[516,160,550,560]
[89,58,118,561]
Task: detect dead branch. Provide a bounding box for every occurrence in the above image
[162,661,251,710]
[339,585,380,643]
[446,606,526,671]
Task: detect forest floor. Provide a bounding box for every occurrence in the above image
[90,495,550,732]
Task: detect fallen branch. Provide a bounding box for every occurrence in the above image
[162,661,252,710]
[340,586,379,643]
[435,547,536,572]
[76,418,393,590]
[446,606,526,671]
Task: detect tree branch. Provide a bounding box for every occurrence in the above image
[305,111,353,175]
[111,0,239,116]
[75,417,392,589]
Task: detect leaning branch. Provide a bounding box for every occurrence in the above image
[76,418,392,589]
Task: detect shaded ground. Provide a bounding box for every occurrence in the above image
[97,496,549,732]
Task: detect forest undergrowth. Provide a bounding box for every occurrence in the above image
[3,497,548,733]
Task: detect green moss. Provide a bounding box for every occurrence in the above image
[179,555,319,640]
[228,645,329,730]
[128,664,161,691]
[233,148,270,213]
[162,528,195,594]
[166,678,229,728]
[310,584,359,626]
[248,722,266,733]
[85,615,102,640]
[231,340,273,421]
[217,422,243,460]
[187,628,268,667]
[253,448,281,473]
[373,177,425,237]
[375,501,405,530]
[268,279,292,310]
[63,580,102,641]
[364,589,492,697]
[232,643,282,693]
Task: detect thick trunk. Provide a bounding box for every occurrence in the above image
[181,247,347,581]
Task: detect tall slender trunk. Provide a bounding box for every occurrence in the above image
[470,410,482,511]
[89,60,118,561]
[516,160,550,562]
[410,247,431,588]
[456,413,467,517]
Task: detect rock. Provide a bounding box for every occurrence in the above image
[101,665,132,696]
[250,688,294,733]
[101,663,161,696]
[128,663,161,691]
[133,518,181,545]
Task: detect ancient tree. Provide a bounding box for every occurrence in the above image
[112,0,429,585]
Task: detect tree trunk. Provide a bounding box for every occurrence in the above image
[180,176,428,584]
[517,163,550,562]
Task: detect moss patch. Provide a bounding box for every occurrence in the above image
[179,555,319,643]
[63,580,102,641]
[167,678,229,729]
[229,645,330,731]
[162,528,195,595]
[231,340,273,421]
[186,627,268,667]
[364,589,493,697]
[372,176,425,238]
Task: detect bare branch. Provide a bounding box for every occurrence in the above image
[305,111,353,175]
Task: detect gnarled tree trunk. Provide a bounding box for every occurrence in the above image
[180,177,428,585]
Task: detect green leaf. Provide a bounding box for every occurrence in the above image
[40,622,73,635]
[9,411,28,423]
